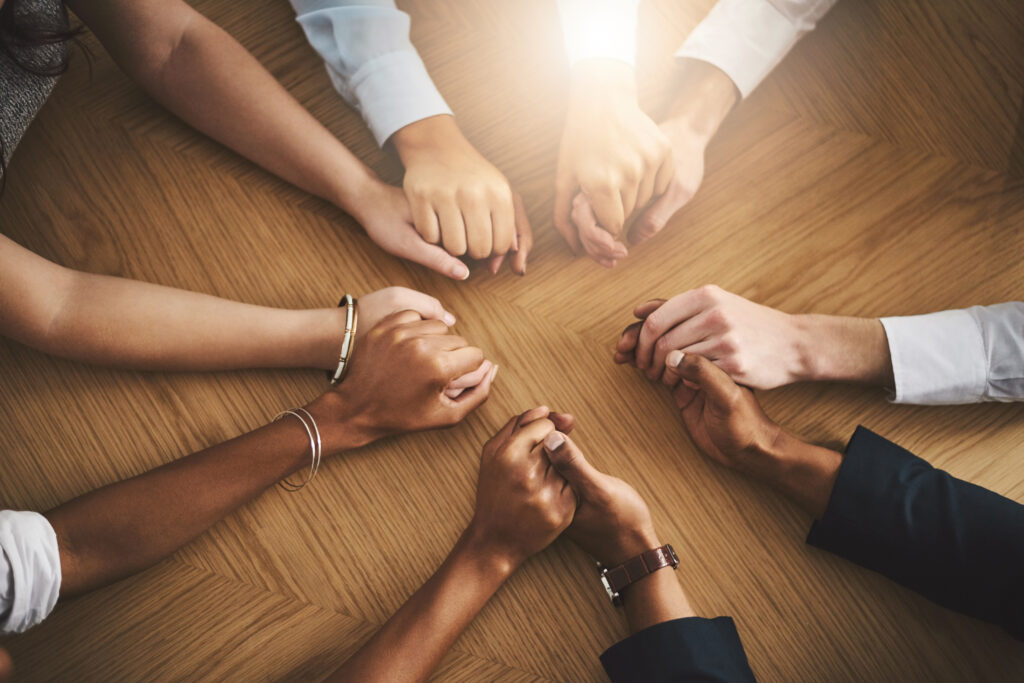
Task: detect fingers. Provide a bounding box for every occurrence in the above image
[463,201,493,260]
[450,363,498,416]
[631,186,684,246]
[573,194,627,265]
[614,321,643,365]
[653,150,675,197]
[491,195,516,256]
[410,199,441,244]
[554,174,581,254]
[437,202,468,257]
[399,289,454,325]
[377,309,426,330]
[508,416,557,452]
[634,298,666,320]
[585,185,625,239]
[542,431,605,501]
[672,381,700,412]
[394,318,451,341]
[647,309,712,381]
[547,411,575,434]
[445,359,493,398]
[511,192,533,275]
[488,253,506,276]
[635,290,707,371]
[399,231,470,281]
[675,353,743,412]
[441,345,487,379]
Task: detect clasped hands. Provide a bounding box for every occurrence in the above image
[348,60,737,277]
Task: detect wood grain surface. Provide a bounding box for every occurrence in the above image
[2,0,1023,680]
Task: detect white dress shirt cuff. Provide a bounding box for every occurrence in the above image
[881,309,988,405]
[0,510,61,634]
[326,48,452,146]
[675,0,805,98]
[558,0,640,68]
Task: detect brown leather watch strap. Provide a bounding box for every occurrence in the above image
[599,544,679,606]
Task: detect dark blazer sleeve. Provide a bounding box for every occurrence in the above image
[806,426,1024,638]
[600,616,756,682]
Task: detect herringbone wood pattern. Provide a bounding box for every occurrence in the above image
[1,0,1022,680]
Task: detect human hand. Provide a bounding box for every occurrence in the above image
[392,115,532,275]
[542,431,659,566]
[349,180,472,280]
[309,310,497,452]
[356,287,491,400]
[554,60,673,252]
[664,352,781,477]
[616,285,810,390]
[465,407,578,570]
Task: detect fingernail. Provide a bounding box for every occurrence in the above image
[544,432,565,452]
[453,263,470,280]
[490,365,499,381]
[667,350,685,368]
[443,312,456,326]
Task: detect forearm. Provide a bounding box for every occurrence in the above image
[331,527,512,682]
[38,270,343,371]
[46,393,365,597]
[756,430,843,519]
[623,567,695,633]
[47,417,306,597]
[792,314,893,387]
[72,0,376,213]
[661,59,737,143]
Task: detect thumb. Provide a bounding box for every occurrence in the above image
[543,432,604,500]
[631,186,689,245]
[674,352,742,411]
[553,178,581,254]
[401,233,470,281]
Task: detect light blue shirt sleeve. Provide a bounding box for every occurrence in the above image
[290,0,452,146]
[881,302,1024,405]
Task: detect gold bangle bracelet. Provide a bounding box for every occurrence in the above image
[328,294,358,385]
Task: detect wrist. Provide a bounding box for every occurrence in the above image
[459,522,524,582]
[793,315,893,386]
[391,114,467,165]
[333,165,384,219]
[303,390,376,456]
[598,527,662,568]
[758,429,842,518]
[662,59,738,145]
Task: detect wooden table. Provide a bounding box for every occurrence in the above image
[2,0,1022,679]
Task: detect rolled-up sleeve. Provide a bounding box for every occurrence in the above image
[0,510,61,634]
[880,302,1024,405]
[290,0,452,146]
[675,0,837,98]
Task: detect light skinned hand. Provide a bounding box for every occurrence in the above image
[315,310,497,449]
[554,60,673,253]
[542,431,659,567]
[392,115,532,275]
[616,285,808,390]
[350,181,472,281]
[566,121,707,267]
[467,407,578,568]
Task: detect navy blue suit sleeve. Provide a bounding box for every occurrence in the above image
[600,616,756,682]
[807,426,1024,638]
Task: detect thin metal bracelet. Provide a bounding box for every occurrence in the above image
[275,410,317,492]
[293,407,323,481]
[328,294,359,386]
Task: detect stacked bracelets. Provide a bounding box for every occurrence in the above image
[276,294,358,492]
[275,408,323,492]
[328,294,358,385]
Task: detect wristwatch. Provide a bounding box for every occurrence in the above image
[597,544,679,606]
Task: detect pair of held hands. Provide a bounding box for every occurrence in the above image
[354,62,736,278]
[307,285,792,571]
